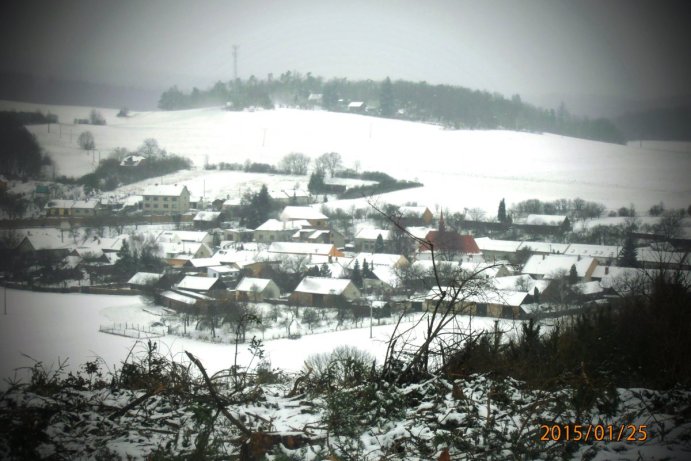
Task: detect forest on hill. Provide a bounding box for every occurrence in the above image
[158,72,626,144]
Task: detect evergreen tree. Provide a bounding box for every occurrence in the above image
[308,170,325,194]
[568,264,578,285]
[498,198,507,223]
[374,234,385,253]
[115,239,134,273]
[319,263,332,277]
[620,233,639,268]
[379,77,394,118]
[533,287,540,304]
[351,260,363,288]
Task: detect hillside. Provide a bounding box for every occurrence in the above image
[1,99,690,215]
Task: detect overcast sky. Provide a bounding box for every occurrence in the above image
[2,0,690,105]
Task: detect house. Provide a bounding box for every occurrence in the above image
[518,241,570,255]
[269,189,312,206]
[419,215,481,259]
[44,199,100,217]
[354,228,392,252]
[127,272,167,290]
[207,265,239,283]
[120,155,146,167]
[424,286,530,318]
[221,197,243,216]
[399,206,434,226]
[157,230,213,246]
[157,289,211,313]
[176,275,227,294]
[254,219,309,243]
[279,206,328,228]
[290,276,361,307]
[293,228,346,249]
[142,184,190,213]
[562,243,621,265]
[234,277,280,302]
[193,211,223,230]
[268,241,343,258]
[475,237,523,261]
[307,93,323,107]
[158,242,213,266]
[347,101,366,113]
[522,254,598,281]
[14,230,72,264]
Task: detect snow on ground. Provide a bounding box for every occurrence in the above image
[0,289,521,388]
[2,100,690,215]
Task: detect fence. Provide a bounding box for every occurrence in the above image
[98,322,165,339]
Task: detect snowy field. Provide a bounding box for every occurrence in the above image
[2,99,690,215]
[0,289,519,388]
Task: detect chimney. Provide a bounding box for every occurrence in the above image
[605,266,609,275]
[577,255,581,261]
[542,254,545,260]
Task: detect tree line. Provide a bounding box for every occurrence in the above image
[158,72,625,144]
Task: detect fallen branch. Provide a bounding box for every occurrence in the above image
[185,351,252,438]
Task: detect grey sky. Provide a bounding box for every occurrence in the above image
[2,0,690,104]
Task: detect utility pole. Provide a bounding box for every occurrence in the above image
[233,45,239,82]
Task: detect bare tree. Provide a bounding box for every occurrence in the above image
[315,152,342,177]
[77,131,95,151]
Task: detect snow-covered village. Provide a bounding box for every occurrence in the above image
[1,2,691,460]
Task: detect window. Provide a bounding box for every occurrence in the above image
[163,204,169,209]
[163,197,169,201]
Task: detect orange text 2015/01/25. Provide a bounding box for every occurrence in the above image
[539,424,648,442]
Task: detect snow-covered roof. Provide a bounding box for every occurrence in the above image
[349,253,406,268]
[523,214,567,226]
[189,257,221,268]
[563,243,621,259]
[294,276,355,295]
[158,241,208,258]
[399,206,430,217]
[19,229,72,251]
[522,254,596,278]
[222,197,242,207]
[355,228,391,240]
[193,211,221,222]
[518,241,570,254]
[491,274,550,293]
[425,286,528,307]
[159,290,197,305]
[157,230,210,243]
[120,155,145,166]
[176,276,221,291]
[572,281,605,295]
[636,247,688,265]
[475,237,522,253]
[279,206,327,221]
[208,265,237,274]
[268,241,335,255]
[235,277,275,292]
[371,266,399,287]
[269,189,310,199]
[406,226,435,239]
[255,219,309,232]
[142,184,188,197]
[348,101,365,108]
[127,272,163,286]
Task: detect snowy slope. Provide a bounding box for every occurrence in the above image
[2,99,690,214]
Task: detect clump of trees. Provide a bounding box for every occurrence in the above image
[79,139,192,193]
[511,197,605,220]
[157,73,625,144]
[278,153,310,175]
[0,112,53,179]
[236,184,277,228]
